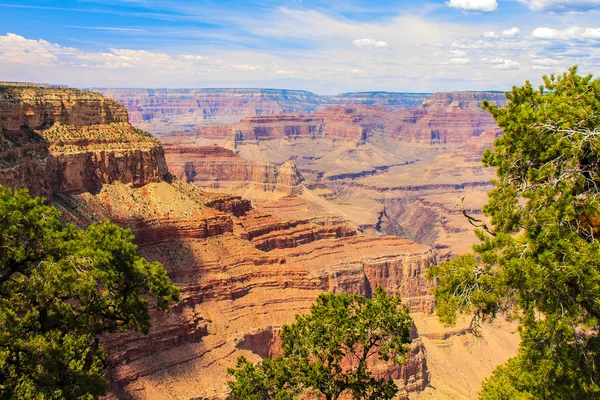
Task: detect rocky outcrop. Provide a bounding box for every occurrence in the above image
[0,86,168,199]
[391,91,507,144]
[0,86,128,132]
[238,212,356,251]
[231,115,327,143]
[190,105,386,144]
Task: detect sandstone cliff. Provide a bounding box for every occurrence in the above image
[392,91,508,144]
[0,85,168,199]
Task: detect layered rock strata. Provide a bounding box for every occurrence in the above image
[94,88,431,136]
[163,144,304,196]
[0,86,167,199]
[0,85,439,399]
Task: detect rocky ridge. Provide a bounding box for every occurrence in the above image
[0,86,166,199]
[93,88,432,136]
[163,144,304,197]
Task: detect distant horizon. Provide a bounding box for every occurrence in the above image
[2,1,600,93]
[1,81,510,96]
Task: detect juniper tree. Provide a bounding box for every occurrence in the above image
[428,66,600,399]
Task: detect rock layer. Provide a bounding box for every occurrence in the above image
[164,144,304,196]
[0,86,128,132]
[0,86,167,199]
[0,85,440,399]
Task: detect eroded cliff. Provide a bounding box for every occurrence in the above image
[0,84,444,399]
[0,86,167,199]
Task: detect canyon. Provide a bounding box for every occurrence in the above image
[92,88,431,136]
[156,90,508,259]
[0,84,519,399]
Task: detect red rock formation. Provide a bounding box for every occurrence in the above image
[197,105,386,144]
[391,91,507,144]
[164,144,304,196]
[239,211,356,251]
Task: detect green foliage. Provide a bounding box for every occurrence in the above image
[427,66,600,398]
[228,287,412,400]
[227,356,300,400]
[0,186,179,399]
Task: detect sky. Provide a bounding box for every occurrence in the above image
[2,0,600,93]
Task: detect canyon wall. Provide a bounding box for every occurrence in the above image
[0,84,445,399]
[163,144,304,196]
[94,88,432,136]
[0,86,128,131]
[392,91,508,144]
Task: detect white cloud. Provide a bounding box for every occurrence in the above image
[351,38,389,49]
[77,48,176,70]
[531,65,555,70]
[447,0,498,12]
[483,31,499,38]
[0,33,75,66]
[449,57,471,64]
[451,39,494,49]
[496,60,520,70]
[482,57,521,69]
[502,27,521,38]
[519,0,600,12]
[532,26,600,40]
[531,57,563,66]
[179,54,210,61]
[530,57,565,70]
[233,64,262,71]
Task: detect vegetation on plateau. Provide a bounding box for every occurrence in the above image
[0,186,179,399]
[428,66,600,398]
[227,287,412,400]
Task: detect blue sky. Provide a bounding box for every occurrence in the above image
[2,0,600,93]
